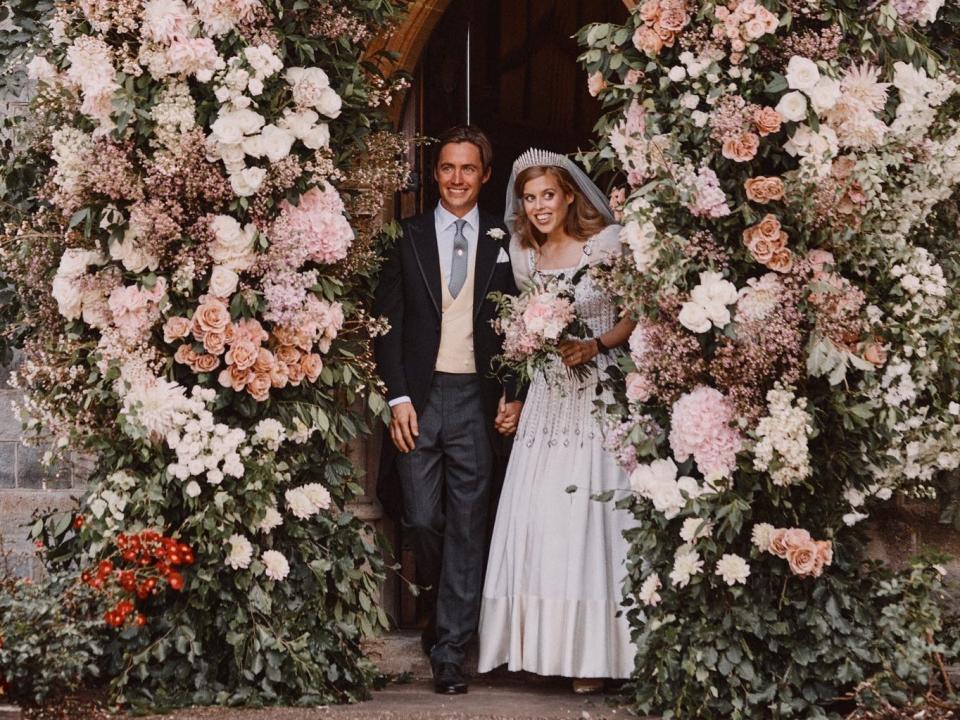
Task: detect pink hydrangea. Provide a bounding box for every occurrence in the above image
[270,185,354,268]
[687,165,731,218]
[108,278,166,339]
[669,385,743,479]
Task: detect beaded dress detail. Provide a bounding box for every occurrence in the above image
[477,225,638,678]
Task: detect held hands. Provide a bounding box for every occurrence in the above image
[495,395,523,437]
[389,402,419,453]
[558,339,599,368]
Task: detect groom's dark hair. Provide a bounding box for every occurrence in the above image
[434,125,494,171]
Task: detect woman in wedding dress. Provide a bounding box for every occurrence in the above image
[477,150,638,693]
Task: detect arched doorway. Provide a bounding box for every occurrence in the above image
[377,0,632,627]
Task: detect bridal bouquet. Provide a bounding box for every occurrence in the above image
[490,272,591,384]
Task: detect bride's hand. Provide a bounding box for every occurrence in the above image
[558,339,598,368]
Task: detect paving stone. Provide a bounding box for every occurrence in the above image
[0,442,14,488]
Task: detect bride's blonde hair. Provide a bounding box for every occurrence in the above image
[511,165,608,249]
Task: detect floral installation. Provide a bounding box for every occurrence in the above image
[579,1,960,716]
[0,0,409,709]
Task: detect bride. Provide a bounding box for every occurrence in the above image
[477,149,638,692]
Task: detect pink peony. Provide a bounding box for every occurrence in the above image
[669,386,743,479]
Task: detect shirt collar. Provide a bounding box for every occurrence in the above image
[435,202,479,234]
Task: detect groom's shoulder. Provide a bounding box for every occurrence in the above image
[478,208,508,235]
[398,210,433,239]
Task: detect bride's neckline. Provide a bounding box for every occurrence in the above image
[530,238,593,274]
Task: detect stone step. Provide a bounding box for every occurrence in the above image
[0,705,19,720]
[365,630,479,679]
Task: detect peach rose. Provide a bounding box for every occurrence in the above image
[301,354,323,383]
[768,529,791,558]
[224,322,238,345]
[721,131,759,162]
[753,106,782,136]
[218,364,252,392]
[294,329,313,352]
[654,25,677,45]
[784,528,812,547]
[174,344,198,366]
[271,324,297,347]
[633,26,664,55]
[639,0,660,23]
[163,316,192,344]
[863,341,888,367]
[787,541,819,577]
[747,237,777,264]
[756,214,782,241]
[225,339,259,370]
[193,300,231,336]
[276,344,302,365]
[286,362,305,386]
[253,347,275,374]
[247,372,272,402]
[744,176,785,204]
[815,540,833,569]
[270,362,289,389]
[768,248,794,273]
[203,331,227,356]
[191,353,220,374]
[587,72,607,97]
[236,317,268,343]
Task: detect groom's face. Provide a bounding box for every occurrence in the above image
[435,142,491,217]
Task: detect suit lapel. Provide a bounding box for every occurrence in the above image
[473,213,499,322]
[408,213,441,316]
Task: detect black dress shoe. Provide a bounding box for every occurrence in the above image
[432,662,468,694]
[420,625,437,657]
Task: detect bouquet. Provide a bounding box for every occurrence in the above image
[490,270,591,384]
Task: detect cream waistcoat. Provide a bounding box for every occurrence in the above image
[436,256,477,374]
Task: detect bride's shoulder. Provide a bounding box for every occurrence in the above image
[508,233,533,288]
[586,223,623,265]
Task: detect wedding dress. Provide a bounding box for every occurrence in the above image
[477,224,637,679]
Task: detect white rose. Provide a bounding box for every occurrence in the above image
[209,265,239,298]
[668,66,687,82]
[248,77,264,96]
[58,248,103,278]
[52,275,83,319]
[678,302,711,333]
[209,215,257,270]
[210,108,265,144]
[218,141,247,166]
[260,124,295,163]
[785,56,820,91]
[843,487,866,507]
[315,87,342,118]
[776,91,808,123]
[241,134,265,158]
[807,77,841,114]
[185,480,202,498]
[842,511,869,526]
[301,123,331,150]
[229,166,267,197]
[110,229,159,273]
[285,66,329,89]
[278,109,320,139]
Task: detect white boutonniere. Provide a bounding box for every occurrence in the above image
[487,228,506,240]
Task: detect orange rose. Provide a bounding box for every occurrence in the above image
[286,362,304,386]
[768,248,794,273]
[863,341,888,367]
[253,347,275,374]
[270,362,289,389]
[174,344,198,366]
[301,354,323,383]
[753,106,782,136]
[721,132,760,162]
[163,316,192,344]
[191,354,220,374]
[787,541,819,577]
[247,372,271,402]
[203,331,227,356]
[633,26,664,55]
[225,339,259,370]
[218,364,252,392]
[276,344,302,365]
[193,300,231,336]
[744,176,785,204]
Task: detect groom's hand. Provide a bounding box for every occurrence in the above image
[389,402,419,453]
[495,396,522,437]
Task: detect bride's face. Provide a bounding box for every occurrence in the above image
[521,173,575,237]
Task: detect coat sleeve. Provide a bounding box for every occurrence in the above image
[373,236,409,402]
[501,235,529,404]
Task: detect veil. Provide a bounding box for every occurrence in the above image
[503,148,616,233]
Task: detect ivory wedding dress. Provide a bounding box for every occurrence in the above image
[477,224,637,679]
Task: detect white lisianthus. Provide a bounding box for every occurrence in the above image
[639,574,662,606]
[691,110,710,127]
[229,166,267,197]
[241,133,265,158]
[110,229,159,274]
[302,124,331,150]
[52,276,84,320]
[775,91,808,122]
[680,517,714,543]
[278,108,320,139]
[751,523,776,553]
[808,77,841,114]
[262,549,290,581]
[258,506,284,534]
[58,248,105,278]
[208,265,239,298]
[715,553,751,586]
[225,534,254,569]
[670,548,704,588]
[785,56,820,91]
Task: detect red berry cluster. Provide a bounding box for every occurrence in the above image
[81,531,195,629]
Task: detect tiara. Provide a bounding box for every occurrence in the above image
[512,148,571,174]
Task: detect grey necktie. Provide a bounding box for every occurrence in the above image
[448,218,468,298]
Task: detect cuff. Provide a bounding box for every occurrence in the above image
[388,395,412,407]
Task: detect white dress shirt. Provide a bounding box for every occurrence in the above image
[388,202,480,408]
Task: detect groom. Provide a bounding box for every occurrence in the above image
[374,126,522,694]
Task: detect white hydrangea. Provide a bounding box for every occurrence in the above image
[715,553,751,586]
[752,386,814,487]
[225,534,254,570]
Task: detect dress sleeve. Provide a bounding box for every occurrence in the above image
[509,233,533,290]
[586,224,624,267]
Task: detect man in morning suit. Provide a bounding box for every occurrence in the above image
[373,126,523,694]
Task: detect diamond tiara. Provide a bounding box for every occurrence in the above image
[512,147,571,174]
